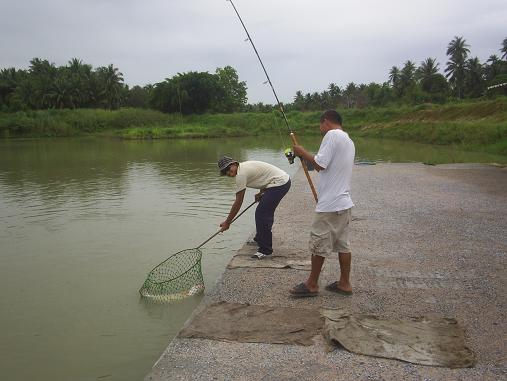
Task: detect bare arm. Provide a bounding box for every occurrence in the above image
[220,189,245,232]
[293,144,324,172]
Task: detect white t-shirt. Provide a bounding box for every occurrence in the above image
[314,129,355,212]
[235,161,290,194]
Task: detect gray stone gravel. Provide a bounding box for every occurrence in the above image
[146,163,507,381]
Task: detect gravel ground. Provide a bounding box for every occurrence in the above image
[146,163,507,381]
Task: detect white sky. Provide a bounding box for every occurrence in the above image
[1,0,506,103]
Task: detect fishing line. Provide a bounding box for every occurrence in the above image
[226,0,318,202]
[227,0,291,135]
[271,110,289,159]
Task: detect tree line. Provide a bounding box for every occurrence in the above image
[0,36,505,114]
[0,60,248,114]
[0,58,125,111]
[290,36,507,111]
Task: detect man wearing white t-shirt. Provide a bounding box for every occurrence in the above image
[218,157,291,259]
[290,110,355,297]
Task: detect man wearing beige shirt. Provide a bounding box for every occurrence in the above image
[218,157,291,259]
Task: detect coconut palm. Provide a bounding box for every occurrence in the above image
[501,38,507,60]
[485,55,502,82]
[327,83,341,107]
[46,75,70,109]
[446,36,470,60]
[399,60,416,97]
[417,58,439,80]
[328,83,340,97]
[0,68,20,106]
[416,58,447,95]
[28,58,58,108]
[464,57,485,98]
[95,64,124,109]
[293,90,305,111]
[445,36,470,98]
[388,66,401,87]
[487,55,500,65]
[343,82,357,108]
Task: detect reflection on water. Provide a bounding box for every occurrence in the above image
[0,136,503,381]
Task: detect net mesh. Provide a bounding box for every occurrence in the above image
[139,248,205,302]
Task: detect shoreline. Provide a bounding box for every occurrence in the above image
[1,98,506,156]
[145,162,506,380]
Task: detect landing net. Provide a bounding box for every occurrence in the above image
[139,248,204,302]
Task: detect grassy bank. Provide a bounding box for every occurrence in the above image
[349,99,507,155]
[1,98,506,155]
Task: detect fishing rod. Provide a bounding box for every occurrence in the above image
[226,0,318,202]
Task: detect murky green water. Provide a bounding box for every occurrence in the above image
[0,136,504,381]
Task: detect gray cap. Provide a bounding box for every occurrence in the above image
[217,156,238,173]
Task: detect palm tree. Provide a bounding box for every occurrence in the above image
[46,75,70,109]
[63,60,86,108]
[0,68,20,106]
[96,64,124,109]
[68,58,83,73]
[501,37,507,60]
[417,58,439,80]
[399,60,416,97]
[320,90,333,109]
[29,58,58,108]
[417,58,446,95]
[303,92,312,110]
[388,66,401,99]
[388,66,401,87]
[445,36,470,98]
[328,83,341,105]
[401,61,416,80]
[343,82,357,108]
[293,90,305,111]
[464,57,485,98]
[310,92,322,110]
[487,54,500,65]
[446,36,470,60]
[485,55,502,82]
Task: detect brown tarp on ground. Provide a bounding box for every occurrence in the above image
[321,308,475,368]
[179,301,323,346]
[227,255,311,270]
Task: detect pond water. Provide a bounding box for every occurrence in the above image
[0,135,504,381]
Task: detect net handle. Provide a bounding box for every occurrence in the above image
[196,200,257,249]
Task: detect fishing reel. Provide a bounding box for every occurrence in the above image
[284,148,295,164]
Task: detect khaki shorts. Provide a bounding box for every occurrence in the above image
[309,208,352,257]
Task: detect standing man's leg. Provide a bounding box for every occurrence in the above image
[337,252,352,292]
[290,211,331,296]
[325,209,353,295]
[291,209,353,296]
[303,254,325,292]
[302,251,352,294]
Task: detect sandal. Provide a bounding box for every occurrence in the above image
[290,282,318,297]
[325,281,353,296]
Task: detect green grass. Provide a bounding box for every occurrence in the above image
[1,97,506,155]
[349,98,507,155]
[0,108,180,137]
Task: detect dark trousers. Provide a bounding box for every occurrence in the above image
[255,179,291,255]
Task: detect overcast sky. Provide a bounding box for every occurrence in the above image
[1,0,506,103]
